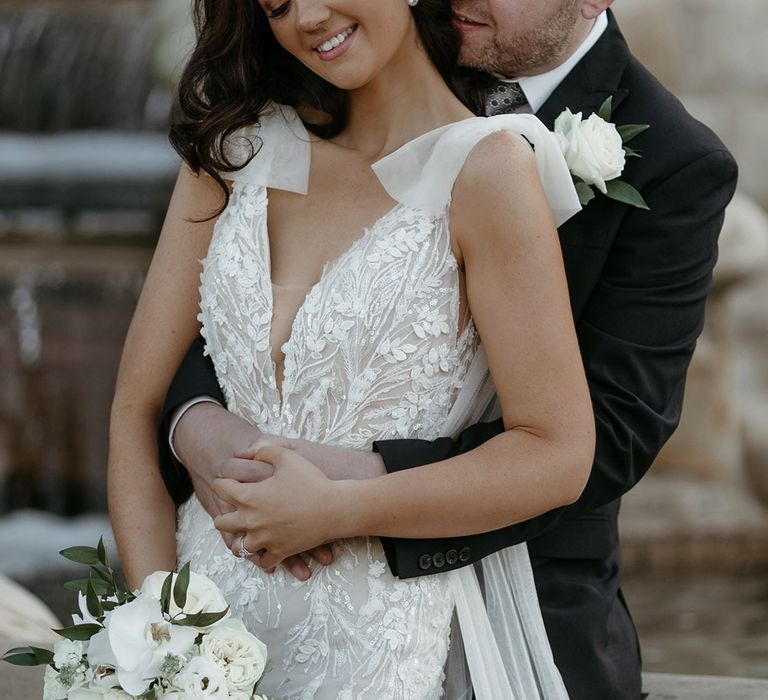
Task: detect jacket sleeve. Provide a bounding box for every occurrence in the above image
[156,336,224,505]
[374,148,739,578]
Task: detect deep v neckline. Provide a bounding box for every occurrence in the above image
[261,191,406,408]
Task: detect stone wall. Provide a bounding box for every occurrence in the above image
[614,0,768,208]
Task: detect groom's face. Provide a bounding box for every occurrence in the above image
[451,0,586,77]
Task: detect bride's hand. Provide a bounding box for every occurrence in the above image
[212,445,347,571]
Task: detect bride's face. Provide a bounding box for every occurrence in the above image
[258,0,417,90]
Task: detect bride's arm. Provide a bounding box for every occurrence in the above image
[345,133,594,537]
[109,166,220,590]
[214,133,595,565]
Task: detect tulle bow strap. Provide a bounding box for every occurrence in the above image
[372,113,581,227]
[222,104,311,194]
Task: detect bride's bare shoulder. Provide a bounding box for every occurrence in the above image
[450,131,554,260]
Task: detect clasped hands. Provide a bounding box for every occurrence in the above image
[212,443,343,574]
[175,402,384,581]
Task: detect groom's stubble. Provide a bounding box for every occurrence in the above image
[452,0,584,77]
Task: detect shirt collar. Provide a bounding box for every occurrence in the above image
[498,12,609,114]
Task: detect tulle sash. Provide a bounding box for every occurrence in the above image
[440,346,569,699]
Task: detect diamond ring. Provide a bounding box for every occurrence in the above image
[237,534,255,559]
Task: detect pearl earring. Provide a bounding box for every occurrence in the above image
[408,0,419,6]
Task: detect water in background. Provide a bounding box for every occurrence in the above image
[0,0,176,515]
[0,0,171,132]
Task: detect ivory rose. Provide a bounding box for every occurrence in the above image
[200,618,269,691]
[554,108,625,193]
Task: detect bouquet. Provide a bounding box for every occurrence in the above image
[2,539,271,699]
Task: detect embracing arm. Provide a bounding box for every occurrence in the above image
[109,166,221,589]
[213,134,596,566]
[374,147,739,575]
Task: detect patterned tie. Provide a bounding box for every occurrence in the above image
[485,80,528,116]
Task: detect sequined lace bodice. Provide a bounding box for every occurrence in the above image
[198,183,477,447]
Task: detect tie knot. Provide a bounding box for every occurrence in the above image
[485,80,528,117]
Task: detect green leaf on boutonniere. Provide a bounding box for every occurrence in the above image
[574,181,595,206]
[52,623,102,641]
[597,96,613,121]
[617,123,649,143]
[605,180,649,210]
[2,645,55,667]
[173,561,191,611]
[623,146,642,158]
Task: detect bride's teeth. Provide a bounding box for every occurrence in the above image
[316,26,354,53]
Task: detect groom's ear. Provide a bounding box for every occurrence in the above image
[581,0,615,20]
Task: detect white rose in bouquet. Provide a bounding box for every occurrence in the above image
[141,570,229,626]
[171,655,230,699]
[554,108,625,194]
[201,618,269,691]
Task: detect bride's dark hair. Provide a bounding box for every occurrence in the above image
[169,0,486,210]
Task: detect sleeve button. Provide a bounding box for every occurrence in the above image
[458,547,471,563]
[418,554,433,571]
[432,552,446,568]
[446,549,458,565]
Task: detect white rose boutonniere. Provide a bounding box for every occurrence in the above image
[554,97,649,210]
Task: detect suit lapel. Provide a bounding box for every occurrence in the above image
[536,11,631,129]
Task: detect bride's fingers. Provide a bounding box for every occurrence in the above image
[259,550,284,571]
[234,436,294,460]
[252,443,296,467]
[212,477,249,505]
[219,458,274,483]
[213,510,246,534]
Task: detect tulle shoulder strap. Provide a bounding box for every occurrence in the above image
[222,103,311,194]
[372,114,580,227]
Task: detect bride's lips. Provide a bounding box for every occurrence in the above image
[452,13,488,33]
[313,24,358,62]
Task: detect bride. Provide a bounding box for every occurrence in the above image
[108,0,593,697]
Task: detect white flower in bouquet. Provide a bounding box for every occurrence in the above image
[200,618,269,692]
[52,639,86,673]
[170,655,230,699]
[104,594,198,696]
[72,591,105,627]
[43,665,72,700]
[554,108,625,194]
[141,570,230,627]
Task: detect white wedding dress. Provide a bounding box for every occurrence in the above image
[177,105,580,699]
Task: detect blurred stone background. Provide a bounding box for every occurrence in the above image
[0,0,766,684]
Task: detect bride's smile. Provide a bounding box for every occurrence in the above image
[259,0,422,91]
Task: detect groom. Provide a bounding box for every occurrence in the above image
[157,2,737,698]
